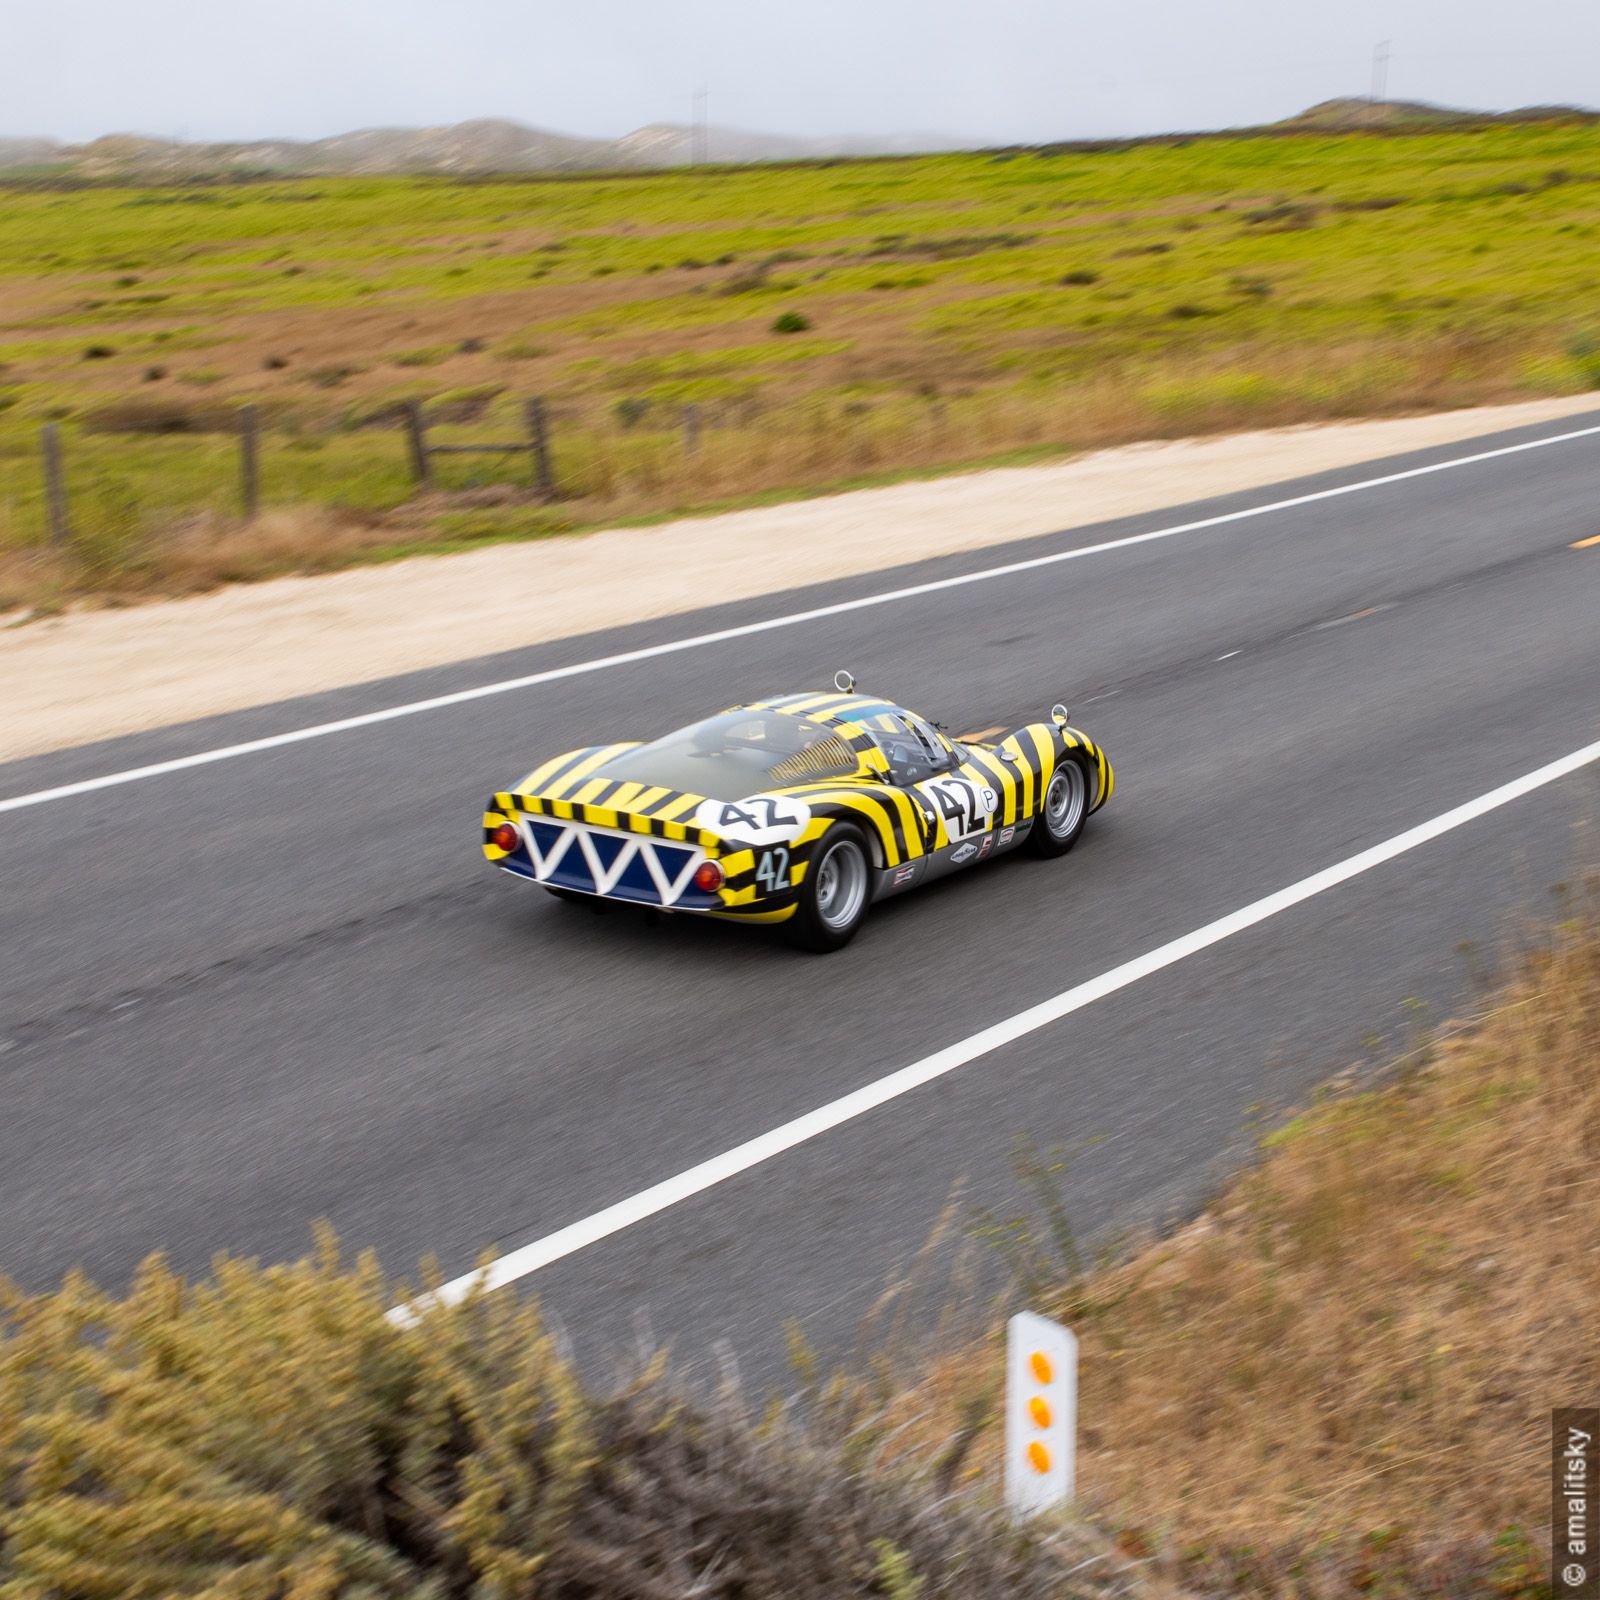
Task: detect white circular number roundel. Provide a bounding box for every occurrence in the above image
[694,794,812,846]
[922,776,998,839]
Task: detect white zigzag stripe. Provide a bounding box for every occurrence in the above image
[517,818,701,907]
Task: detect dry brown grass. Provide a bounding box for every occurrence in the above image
[828,901,1600,1595]
[0,503,403,610]
[2,329,1568,612]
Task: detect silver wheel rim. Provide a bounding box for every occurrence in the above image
[815,838,868,930]
[1044,762,1086,838]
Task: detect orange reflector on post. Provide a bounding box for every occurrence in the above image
[1006,1311,1077,1520]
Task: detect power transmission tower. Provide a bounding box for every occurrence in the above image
[692,88,709,165]
[1370,41,1390,111]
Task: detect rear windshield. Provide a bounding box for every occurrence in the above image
[594,708,861,800]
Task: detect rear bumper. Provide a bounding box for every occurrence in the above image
[488,810,725,912]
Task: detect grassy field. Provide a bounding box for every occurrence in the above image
[3,119,1600,604]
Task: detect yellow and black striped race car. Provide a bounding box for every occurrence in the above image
[482,673,1113,952]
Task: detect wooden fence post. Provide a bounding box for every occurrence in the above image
[403,400,433,489]
[682,403,700,459]
[524,397,555,499]
[40,423,70,545]
[239,404,260,521]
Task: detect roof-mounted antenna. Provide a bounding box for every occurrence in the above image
[834,670,856,694]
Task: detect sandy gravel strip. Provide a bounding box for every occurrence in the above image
[3,393,1596,763]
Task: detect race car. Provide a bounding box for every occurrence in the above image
[482,674,1113,951]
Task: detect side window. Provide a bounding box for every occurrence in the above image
[875,714,953,785]
[903,714,955,775]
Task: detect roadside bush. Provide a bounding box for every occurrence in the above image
[1241,202,1320,229]
[391,346,450,368]
[427,383,504,424]
[1563,330,1600,387]
[0,1232,1135,1599]
[0,1235,590,1598]
[80,397,237,435]
[771,310,811,334]
[306,364,361,388]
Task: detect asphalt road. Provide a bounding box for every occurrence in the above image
[3,408,1599,1385]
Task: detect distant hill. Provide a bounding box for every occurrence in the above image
[5,101,1596,181]
[1277,96,1596,129]
[0,119,961,179]
[0,136,62,170]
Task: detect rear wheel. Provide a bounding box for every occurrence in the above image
[1027,752,1091,857]
[787,824,872,952]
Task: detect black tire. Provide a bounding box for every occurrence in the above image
[787,823,873,952]
[1027,751,1093,858]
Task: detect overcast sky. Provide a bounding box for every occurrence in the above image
[10,0,1598,146]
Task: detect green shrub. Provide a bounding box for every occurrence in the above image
[80,397,235,434]
[306,364,361,388]
[0,1234,1122,1599]
[1563,331,1600,387]
[0,1234,589,1598]
[427,383,504,423]
[772,310,811,334]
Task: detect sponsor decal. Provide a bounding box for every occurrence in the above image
[950,841,979,865]
[999,824,1016,845]
[976,833,995,860]
[892,864,917,887]
[694,793,811,846]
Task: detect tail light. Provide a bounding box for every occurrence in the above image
[490,822,519,852]
[693,860,724,893]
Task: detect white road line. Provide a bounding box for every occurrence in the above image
[391,732,1600,1321]
[6,416,1600,818]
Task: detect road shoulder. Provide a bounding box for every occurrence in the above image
[4,392,1596,762]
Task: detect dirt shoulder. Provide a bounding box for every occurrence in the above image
[4,393,1595,764]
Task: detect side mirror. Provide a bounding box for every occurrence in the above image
[1051,703,1070,727]
[834,669,856,694]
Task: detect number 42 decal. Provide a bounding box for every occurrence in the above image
[755,846,790,892]
[922,776,998,840]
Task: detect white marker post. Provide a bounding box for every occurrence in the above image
[1004,1311,1077,1520]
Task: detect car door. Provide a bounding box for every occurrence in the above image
[874,714,1002,876]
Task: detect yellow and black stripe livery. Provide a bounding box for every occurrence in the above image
[482,687,1112,940]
